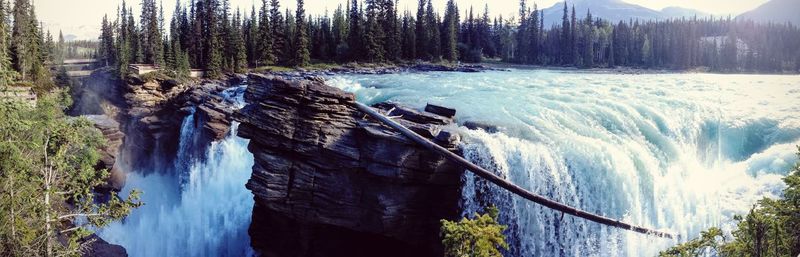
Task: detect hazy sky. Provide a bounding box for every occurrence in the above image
[36,0,769,40]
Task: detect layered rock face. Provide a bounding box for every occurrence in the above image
[119,74,237,169]
[235,74,463,257]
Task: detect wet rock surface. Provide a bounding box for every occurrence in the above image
[235,74,464,257]
[81,234,128,257]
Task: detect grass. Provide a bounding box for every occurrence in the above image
[252,65,295,73]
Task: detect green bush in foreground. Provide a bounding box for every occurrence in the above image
[660,146,800,257]
[0,95,141,256]
[441,206,509,257]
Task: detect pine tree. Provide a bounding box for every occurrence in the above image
[293,0,309,66]
[0,0,17,87]
[363,0,385,62]
[243,5,254,66]
[205,0,223,78]
[220,0,233,72]
[233,9,247,72]
[442,0,458,62]
[164,38,176,71]
[583,10,594,68]
[401,12,416,60]
[346,0,362,61]
[415,0,427,60]
[140,0,163,66]
[332,4,348,61]
[269,0,287,65]
[258,0,274,66]
[516,0,527,63]
[425,0,440,61]
[529,4,539,63]
[11,0,35,80]
[99,15,117,67]
[383,0,400,62]
[570,6,579,66]
[560,2,570,64]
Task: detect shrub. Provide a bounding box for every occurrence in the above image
[441,206,509,257]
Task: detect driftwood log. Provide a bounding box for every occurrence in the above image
[353,101,677,239]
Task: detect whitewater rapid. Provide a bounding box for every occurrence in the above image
[99,86,255,257]
[328,70,800,256]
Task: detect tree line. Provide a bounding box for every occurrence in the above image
[97,0,800,79]
[0,0,57,90]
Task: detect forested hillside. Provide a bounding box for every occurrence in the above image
[97,0,800,78]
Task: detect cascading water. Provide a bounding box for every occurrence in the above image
[327,70,800,256]
[99,86,255,257]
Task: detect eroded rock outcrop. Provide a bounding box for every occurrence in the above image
[235,74,463,257]
[119,74,238,168]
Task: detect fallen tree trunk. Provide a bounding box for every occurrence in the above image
[353,101,677,239]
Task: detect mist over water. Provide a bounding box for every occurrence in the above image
[99,86,255,257]
[328,70,800,256]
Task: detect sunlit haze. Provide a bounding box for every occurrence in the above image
[37,0,768,40]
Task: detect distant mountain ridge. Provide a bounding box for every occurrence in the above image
[540,0,712,26]
[736,0,800,25]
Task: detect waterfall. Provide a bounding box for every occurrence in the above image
[100,86,255,257]
[327,71,800,256]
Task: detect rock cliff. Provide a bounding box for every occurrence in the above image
[235,74,463,257]
[118,74,237,169]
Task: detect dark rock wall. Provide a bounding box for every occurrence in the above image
[235,74,463,257]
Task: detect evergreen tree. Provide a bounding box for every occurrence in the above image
[570,6,579,65]
[294,0,309,66]
[99,15,116,67]
[11,0,37,80]
[258,0,274,66]
[220,0,233,72]
[425,0,440,61]
[346,0,362,61]
[383,0,400,62]
[582,10,594,68]
[516,0,528,63]
[363,0,385,62]
[233,9,247,72]
[401,12,416,60]
[415,0,427,60]
[205,0,223,77]
[140,0,163,66]
[269,0,288,65]
[0,0,17,87]
[331,4,348,61]
[442,0,458,62]
[560,2,570,64]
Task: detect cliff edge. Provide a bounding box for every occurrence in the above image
[235,74,463,257]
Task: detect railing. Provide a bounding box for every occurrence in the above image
[353,101,677,239]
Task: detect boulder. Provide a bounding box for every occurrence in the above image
[81,234,127,257]
[235,74,463,257]
[463,120,499,133]
[425,103,457,118]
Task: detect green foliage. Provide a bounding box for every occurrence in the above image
[95,0,800,72]
[659,227,725,257]
[293,0,310,67]
[440,206,509,257]
[0,93,142,256]
[660,146,800,257]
